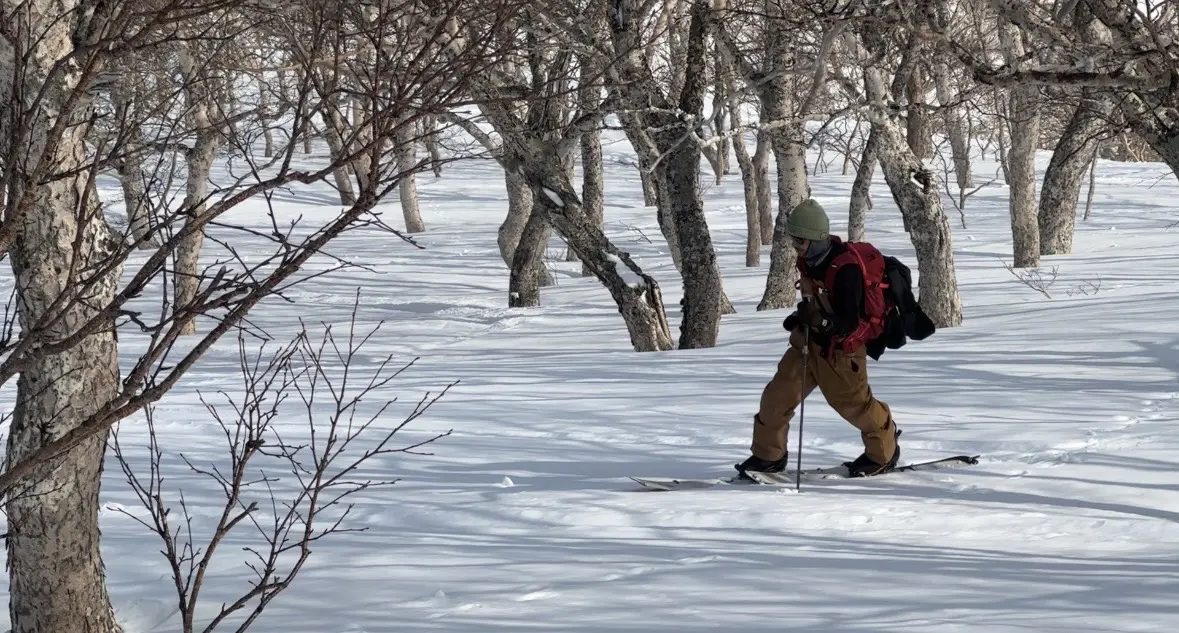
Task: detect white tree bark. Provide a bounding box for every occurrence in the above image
[110,88,158,248]
[258,76,275,158]
[176,42,222,336]
[724,70,760,267]
[396,124,425,233]
[934,62,973,191]
[848,128,878,242]
[320,95,359,205]
[744,0,806,311]
[753,129,773,245]
[423,115,444,176]
[906,66,933,160]
[2,3,123,630]
[999,24,1042,268]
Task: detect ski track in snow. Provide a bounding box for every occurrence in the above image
[1,135,1178,632]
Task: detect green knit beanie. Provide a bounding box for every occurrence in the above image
[787,199,830,241]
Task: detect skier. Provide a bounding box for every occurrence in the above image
[736,198,901,478]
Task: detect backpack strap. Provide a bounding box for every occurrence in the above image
[841,243,886,328]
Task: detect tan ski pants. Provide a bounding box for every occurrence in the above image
[752,341,896,465]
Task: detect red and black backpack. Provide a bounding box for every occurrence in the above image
[800,239,936,359]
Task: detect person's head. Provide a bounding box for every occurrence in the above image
[787,198,832,265]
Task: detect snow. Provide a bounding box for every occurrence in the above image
[606,251,647,289]
[541,185,565,208]
[3,132,1179,633]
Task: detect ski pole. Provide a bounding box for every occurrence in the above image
[795,324,809,493]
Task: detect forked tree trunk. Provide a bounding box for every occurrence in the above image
[655,130,725,347]
[4,7,123,630]
[499,167,533,269]
[521,164,673,351]
[865,65,963,327]
[1039,94,1112,254]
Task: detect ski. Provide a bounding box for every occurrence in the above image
[630,455,979,491]
[744,454,979,485]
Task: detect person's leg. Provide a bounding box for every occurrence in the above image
[813,347,897,465]
[751,344,818,460]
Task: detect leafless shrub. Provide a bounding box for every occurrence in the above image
[111,296,455,633]
[1003,262,1059,298]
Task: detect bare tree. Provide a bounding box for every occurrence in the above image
[111,309,454,633]
[998,20,1043,268]
[854,20,964,328]
[960,1,1179,180]
[0,2,521,631]
[713,0,828,311]
[1039,93,1113,254]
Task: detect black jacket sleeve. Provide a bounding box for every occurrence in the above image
[825,264,864,336]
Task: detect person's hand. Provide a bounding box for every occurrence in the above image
[797,298,827,330]
[789,326,807,349]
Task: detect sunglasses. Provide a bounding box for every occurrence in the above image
[790,235,808,247]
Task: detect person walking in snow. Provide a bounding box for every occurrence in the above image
[736,199,903,479]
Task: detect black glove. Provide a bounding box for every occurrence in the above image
[796,298,828,331]
[782,312,799,332]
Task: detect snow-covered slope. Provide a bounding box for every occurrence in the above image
[3,133,1177,632]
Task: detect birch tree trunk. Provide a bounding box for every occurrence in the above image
[321,102,358,205]
[906,67,933,160]
[175,42,220,336]
[618,110,660,207]
[521,164,673,351]
[259,76,275,158]
[754,0,805,311]
[934,62,972,191]
[753,129,773,245]
[610,0,726,347]
[1000,25,1042,268]
[848,128,879,242]
[3,5,123,630]
[507,189,549,308]
[423,116,444,176]
[110,89,156,248]
[579,57,605,277]
[499,167,533,269]
[1039,94,1112,255]
[396,125,425,233]
[725,72,760,266]
[116,155,156,248]
[864,65,963,327]
[757,132,806,312]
